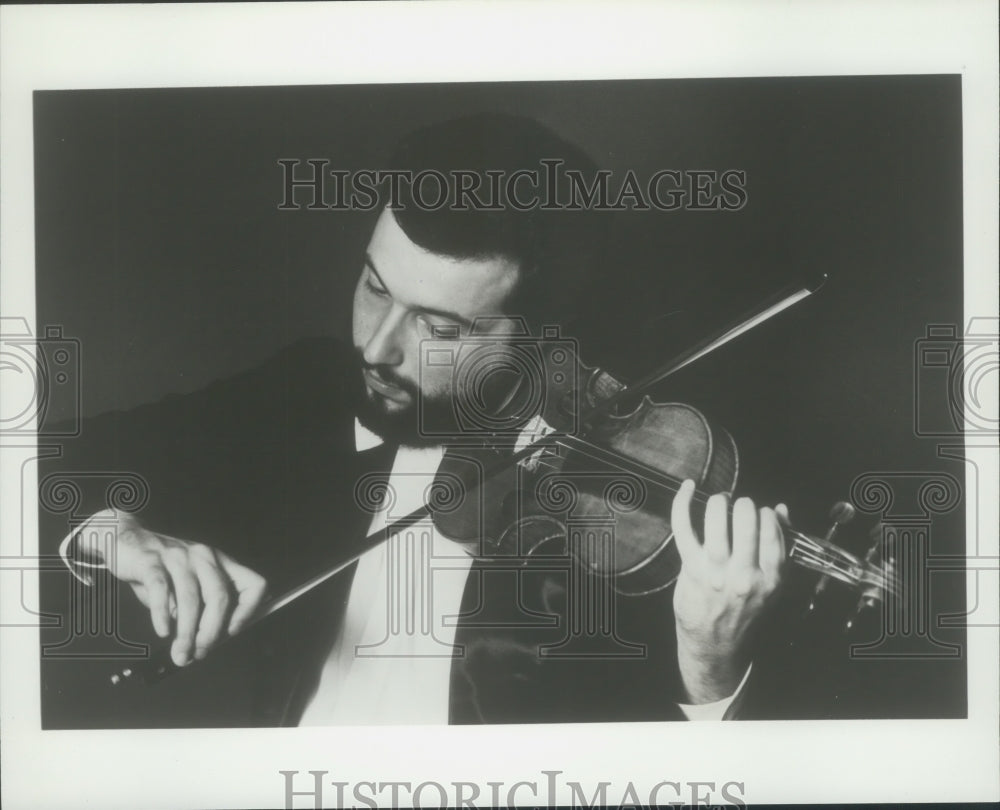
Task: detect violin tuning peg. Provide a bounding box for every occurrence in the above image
[802,574,831,619]
[844,594,879,632]
[829,500,856,526]
[864,521,889,558]
[824,501,856,541]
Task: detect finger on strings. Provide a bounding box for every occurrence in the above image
[775,503,791,527]
[670,479,700,563]
[759,506,785,582]
[704,492,732,565]
[731,497,760,570]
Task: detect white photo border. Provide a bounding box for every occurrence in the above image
[1,2,997,808]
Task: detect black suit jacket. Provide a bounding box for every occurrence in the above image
[38,337,834,728]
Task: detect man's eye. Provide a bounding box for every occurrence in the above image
[416,316,462,340]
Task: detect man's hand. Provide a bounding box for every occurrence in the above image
[670,479,789,704]
[78,512,268,667]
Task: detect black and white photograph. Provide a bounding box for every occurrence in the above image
[1,3,997,809]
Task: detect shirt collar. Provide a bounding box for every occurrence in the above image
[354,418,384,452]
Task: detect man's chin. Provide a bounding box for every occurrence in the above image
[356,394,442,448]
[350,356,458,447]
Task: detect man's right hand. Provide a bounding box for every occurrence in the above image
[77,512,268,667]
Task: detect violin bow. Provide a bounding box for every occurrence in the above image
[580,271,828,426]
[110,271,828,686]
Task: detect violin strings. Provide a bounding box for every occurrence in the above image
[788,530,900,595]
[535,435,897,596]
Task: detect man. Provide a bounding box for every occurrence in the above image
[46,113,789,725]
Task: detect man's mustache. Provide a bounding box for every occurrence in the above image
[353,350,420,398]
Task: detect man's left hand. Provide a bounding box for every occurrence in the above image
[670,479,789,704]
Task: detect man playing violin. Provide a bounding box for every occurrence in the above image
[52,113,794,725]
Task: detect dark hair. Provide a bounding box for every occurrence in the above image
[384,113,609,331]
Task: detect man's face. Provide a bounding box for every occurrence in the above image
[352,208,521,445]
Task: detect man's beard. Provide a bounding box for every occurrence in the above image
[352,349,458,448]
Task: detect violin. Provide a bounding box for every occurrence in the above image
[109,272,897,687]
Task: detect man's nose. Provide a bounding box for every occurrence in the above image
[362,305,407,367]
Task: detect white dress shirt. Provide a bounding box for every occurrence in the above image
[298,421,473,725]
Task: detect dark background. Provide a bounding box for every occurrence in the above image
[35,76,968,719]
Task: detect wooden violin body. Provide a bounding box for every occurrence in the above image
[432,394,739,597]
[537,400,738,596]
